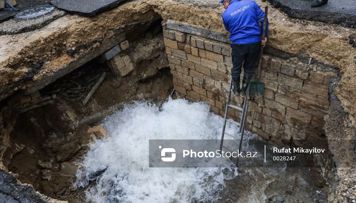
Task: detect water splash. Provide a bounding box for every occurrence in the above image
[76,99,240,203]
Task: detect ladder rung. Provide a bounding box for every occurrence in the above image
[227,120,240,126]
[228,104,243,111]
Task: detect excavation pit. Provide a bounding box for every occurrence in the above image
[0,0,355,202]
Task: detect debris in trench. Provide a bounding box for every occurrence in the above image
[82,72,106,105]
[87,125,107,139]
[108,55,135,77]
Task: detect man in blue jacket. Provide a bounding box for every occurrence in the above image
[222,0,268,94]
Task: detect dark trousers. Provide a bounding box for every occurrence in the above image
[231,42,261,85]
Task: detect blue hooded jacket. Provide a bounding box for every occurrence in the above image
[222,0,268,45]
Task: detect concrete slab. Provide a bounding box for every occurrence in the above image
[268,0,356,28]
[0,0,52,23]
[0,11,15,22]
[51,0,127,16]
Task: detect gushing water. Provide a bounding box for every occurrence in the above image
[76,99,240,203]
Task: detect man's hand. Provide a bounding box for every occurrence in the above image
[261,37,268,47]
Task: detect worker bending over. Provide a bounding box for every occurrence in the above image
[221,0,268,95]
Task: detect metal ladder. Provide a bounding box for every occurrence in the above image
[219,81,250,166]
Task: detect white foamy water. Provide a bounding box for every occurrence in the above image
[76,99,240,203]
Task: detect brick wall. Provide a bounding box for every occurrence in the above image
[163,21,337,145]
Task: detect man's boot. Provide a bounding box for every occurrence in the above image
[311,0,328,7]
[241,77,251,96]
[232,80,240,95]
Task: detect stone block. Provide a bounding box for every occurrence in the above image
[87,125,107,139]
[195,64,211,76]
[102,45,121,61]
[277,84,300,95]
[191,47,199,56]
[193,77,204,86]
[168,57,181,66]
[176,66,189,75]
[280,64,295,76]
[184,45,191,54]
[224,56,232,65]
[175,31,186,42]
[190,36,197,47]
[308,71,325,84]
[108,55,135,77]
[174,85,187,95]
[264,99,286,115]
[164,38,178,49]
[262,116,283,136]
[190,70,204,79]
[221,45,231,56]
[269,58,282,72]
[199,49,207,58]
[196,38,204,49]
[204,40,213,51]
[309,71,335,85]
[176,74,193,85]
[177,42,185,50]
[200,58,218,70]
[286,107,312,124]
[165,47,172,55]
[192,86,207,96]
[172,49,187,59]
[263,71,278,81]
[120,40,129,50]
[217,63,227,73]
[264,88,275,99]
[302,81,329,98]
[295,69,309,80]
[299,100,327,118]
[181,60,195,69]
[264,81,279,92]
[206,99,215,107]
[187,54,201,64]
[205,51,224,62]
[163,30,175,40]
[187,90,201,101]
[298,93,329,110]
[211,69,228,81]
[204,78,216,89]
[278,74,303,89]
[213,43,223,54]
[263,108,272,116]
[261,55,271,69]
[275,93,299,109]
